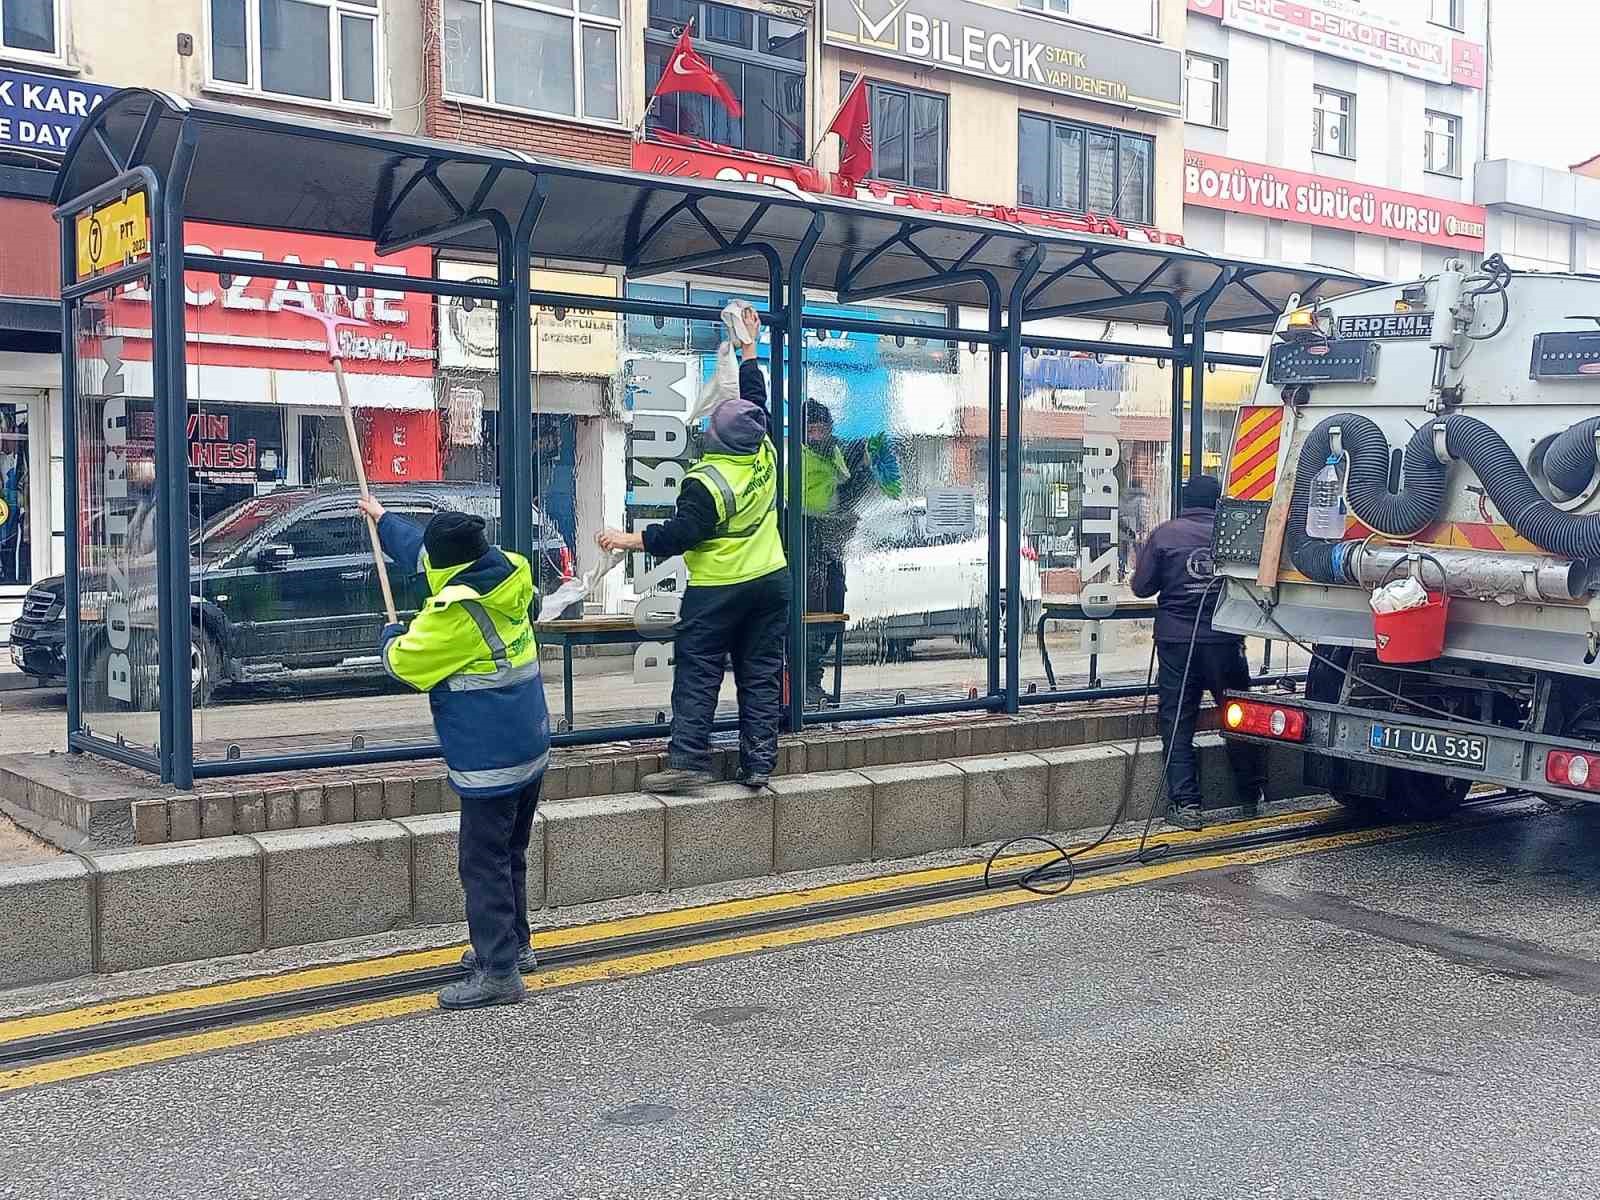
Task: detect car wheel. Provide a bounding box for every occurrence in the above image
[192,628,222,707]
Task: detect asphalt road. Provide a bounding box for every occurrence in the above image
[3,799,1598,1198]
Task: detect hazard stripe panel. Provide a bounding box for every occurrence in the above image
[1226,406,1284,501]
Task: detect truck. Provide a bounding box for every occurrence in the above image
[1210,257,1600,819]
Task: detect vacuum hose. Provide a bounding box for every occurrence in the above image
[1290,411,1600,583]
[1544,415,1600,499]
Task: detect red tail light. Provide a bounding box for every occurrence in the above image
[557,546,574,580]
[1222,698,1306,742]
[1547,751,1600,792]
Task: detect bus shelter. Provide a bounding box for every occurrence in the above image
[53,89,1374,788]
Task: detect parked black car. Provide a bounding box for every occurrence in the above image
[8,484,573,703]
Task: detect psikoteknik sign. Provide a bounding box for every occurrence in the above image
[821,0,1183,116]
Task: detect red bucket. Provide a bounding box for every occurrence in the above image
[1373,591,1450,663]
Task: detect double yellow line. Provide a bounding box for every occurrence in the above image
[0,807,1413,1094]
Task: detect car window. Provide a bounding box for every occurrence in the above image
[281,514,365,560]
[853,506,926,553]
[194,493,300,559]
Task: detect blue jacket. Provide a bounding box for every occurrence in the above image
[375,513,551,799]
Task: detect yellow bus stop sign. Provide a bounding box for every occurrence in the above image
[75,192,150,281]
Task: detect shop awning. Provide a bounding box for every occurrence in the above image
[54,89,1380,332]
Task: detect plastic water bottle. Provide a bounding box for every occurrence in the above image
[1306,455,1346,539]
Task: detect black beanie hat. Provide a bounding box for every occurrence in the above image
[425,511,491,569]
[803,399,834,428]
[1182,475,1222,511]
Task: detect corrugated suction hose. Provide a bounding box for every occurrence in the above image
[1289,411,1600,582]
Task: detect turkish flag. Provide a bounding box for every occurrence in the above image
[651,26,743,118]
[826,75,872,185]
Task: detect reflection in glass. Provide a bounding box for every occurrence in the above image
[73,292,162,751]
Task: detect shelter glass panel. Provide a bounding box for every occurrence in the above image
[181,239,486,762]
[72,287,162,753]
[1014,350,1173,696]
[794,308,986,715]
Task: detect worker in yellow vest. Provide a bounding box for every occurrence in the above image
[599,307,788,792]
[800,399,901,708]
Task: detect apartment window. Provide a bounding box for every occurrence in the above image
[1313,86,1355,158]
[208,0,382,109]
[1017,114,1154,225]
[1424,109,1461,177]
[443,0,622,124]
[1185,53,1227,129]
[644,0,806,160]
[863,80,946,192]
[1017,0,1158,39]
[1,0,63,63]
[1430,0,1464,30]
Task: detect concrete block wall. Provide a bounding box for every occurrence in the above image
[0,733,1290,990]
[119,706,1190,847]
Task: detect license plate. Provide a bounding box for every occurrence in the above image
[1369,722,1487,769]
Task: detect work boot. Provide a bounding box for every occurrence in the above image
[642,767,717,794]
[737,767,770,790]
[461,945,539,974]
[437,970,526,1011]
[1240,788,1267,819]
[1165,804,1204,832]
[805,683,828,710]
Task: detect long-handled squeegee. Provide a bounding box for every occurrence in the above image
[281,299,398,624]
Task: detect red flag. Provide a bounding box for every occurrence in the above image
[826,75,872,185]
[651,25,743,118]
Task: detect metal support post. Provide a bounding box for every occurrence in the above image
[767,260,786,511]
[784,216,824,734]
[160,122,199,788]
[984,286,1003,699]
[1169,313,1187,520]
[58,205,81,744]
[1187,269,1233,485]
[1004,251,1043,715]
[502,181,544,560]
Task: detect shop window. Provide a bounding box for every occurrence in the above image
[1313,86,1356,159]
[1185,53,1227,129]
[207,0,382,110]
[1424,109,1461,177]
[1430,0,1464,30]
[0,0,62,65]
[644,0,806,160]
[0,399,31,586]
[1017,114,1153,225]
[443,0,622,124]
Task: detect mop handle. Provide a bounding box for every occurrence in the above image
[333,357,398,625]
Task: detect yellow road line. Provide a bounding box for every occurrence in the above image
[0,819,1418,1095]
[0,806,1342,1047]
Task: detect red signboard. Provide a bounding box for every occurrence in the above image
[1188,0,1484,89]
[362,410,441,483]
[632,136,1185,245]
[1183,151,1486,251]
[112,224,434,376]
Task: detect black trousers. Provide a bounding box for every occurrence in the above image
[669,567,790,775]
[458,775,543,975]
[805,551,846,688]
[1156,639,1266,811]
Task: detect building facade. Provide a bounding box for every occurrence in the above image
[1181,0,1488,280]
[1477,158,1600,275]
